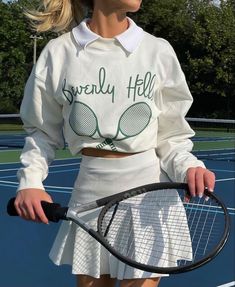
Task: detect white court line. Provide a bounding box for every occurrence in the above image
[216,178,235,182]
[217,281,235,287]
[1,180,234,213]
[194,149,235,153]
[198,152,235,156]
[45,188,72,194]
[0,180,17,186]
[212,169,235,173]
[0,156,81,165]
[0,161,232,172]
[0,167,19,172]
[0,180,72,190]
[186,202,235,212]
[49,162,81,168]
[0,160,20,165]
[227,207,235,212]
[0,162,80,173]
[0,180,73,193]
[0,167,79,179]
[1,176,234,184]
[0,149,22,152]
[44,184,72,190]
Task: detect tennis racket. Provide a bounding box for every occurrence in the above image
[7,182,230,274]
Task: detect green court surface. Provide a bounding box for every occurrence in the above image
[193,130,235,150]
[0,124,22,132]
[0,149,76,163]
[193,140,235,151]
[1,129,234,163]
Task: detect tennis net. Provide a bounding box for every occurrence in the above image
[187,117,235,161]
[1,114,235,161]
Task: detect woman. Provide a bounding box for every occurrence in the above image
[14,0,215,286]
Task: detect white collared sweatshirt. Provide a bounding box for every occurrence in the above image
[17,18,205,191]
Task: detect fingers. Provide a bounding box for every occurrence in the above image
[204,170,216,192]
[186,167,215,198]
[33,201,50,224]
[14,189,53,224]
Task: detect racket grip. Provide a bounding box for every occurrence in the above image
[7,197,18,216]
[7,197,68,223]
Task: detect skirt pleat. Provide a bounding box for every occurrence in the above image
[49,150,191,279]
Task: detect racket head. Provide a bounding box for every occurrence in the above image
[97,182,230,274]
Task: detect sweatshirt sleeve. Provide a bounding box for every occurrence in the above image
[155,41,205,183]
[17,58,64,191]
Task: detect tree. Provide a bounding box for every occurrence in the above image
[133,0,235,118]
[0,0,52,113]
[185,0,235,118]
[0,0,234,117]
[0,1,28,112]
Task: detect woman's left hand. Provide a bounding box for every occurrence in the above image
[186,167,215,198]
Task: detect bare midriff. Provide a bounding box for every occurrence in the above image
[81,148,137,158]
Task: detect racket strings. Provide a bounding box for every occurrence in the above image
[201,213,217,256]
[185,198,218,259]
[100,188,225,269]
[193,204,212,258]
[101,190,191,266]
[190,200,219,260]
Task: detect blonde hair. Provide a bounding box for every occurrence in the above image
[25,0,93,33]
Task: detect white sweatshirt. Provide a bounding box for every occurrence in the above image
[17,18,205,191]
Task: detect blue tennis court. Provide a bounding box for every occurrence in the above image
[0,150,234,287]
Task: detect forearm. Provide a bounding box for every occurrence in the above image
[17,130,58,191]
[157,136,205,183]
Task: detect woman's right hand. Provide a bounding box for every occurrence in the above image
[14,189,53,224]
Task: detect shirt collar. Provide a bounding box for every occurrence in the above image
[72,18,144,53]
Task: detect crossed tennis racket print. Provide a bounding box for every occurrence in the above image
[69,101,152,151]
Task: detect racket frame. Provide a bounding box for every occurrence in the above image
[97,183,230,274]
[66,182,230,274]
[7,182,230,274]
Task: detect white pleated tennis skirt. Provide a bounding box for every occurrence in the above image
[49,149,192,279]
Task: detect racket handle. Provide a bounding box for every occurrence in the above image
[7,197,68,223]
[7,198,19,216]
